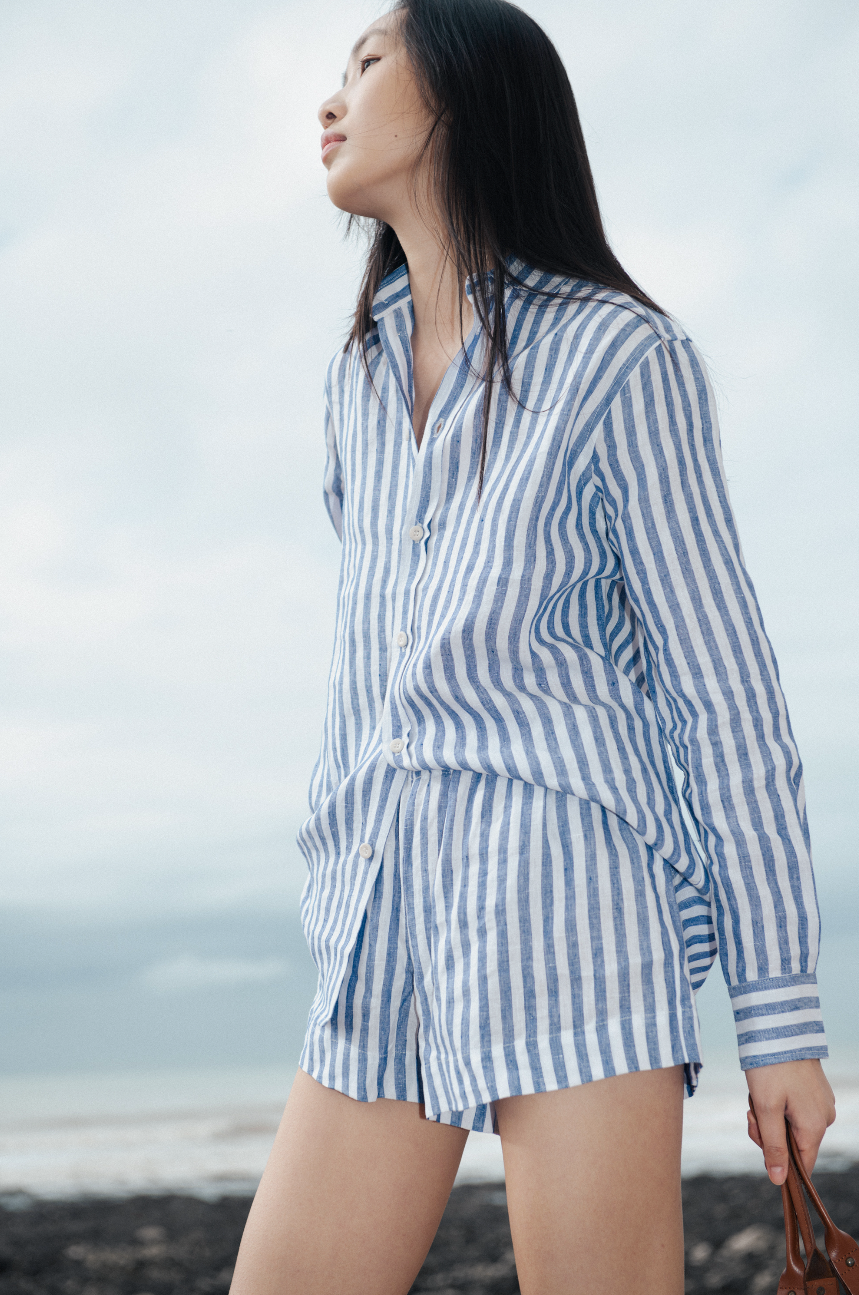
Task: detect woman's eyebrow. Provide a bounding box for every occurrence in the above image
[350,25,388,59]
[343,24,389,80]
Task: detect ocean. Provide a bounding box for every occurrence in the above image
[3,1056,859,1204]
[3,907,857,1202]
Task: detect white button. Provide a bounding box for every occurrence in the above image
[396,631,408,647]
[358,842,373,859]
[432,420,443,436]
[390,738,405,753]
[409,524,424,542]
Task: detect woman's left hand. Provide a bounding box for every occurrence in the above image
[745,1058,836,1184]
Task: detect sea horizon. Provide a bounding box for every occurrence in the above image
[3,1053,859,1205]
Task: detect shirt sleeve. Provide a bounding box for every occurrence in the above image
[591,331,827,1071]
[322,360,344,540]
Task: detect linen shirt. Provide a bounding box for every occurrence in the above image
[298,259,827,1072]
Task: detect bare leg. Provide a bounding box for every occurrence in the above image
[495,1064,685,1295]
[229,1069,468,1295]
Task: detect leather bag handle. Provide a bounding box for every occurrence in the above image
[785,1118,859,1293]
[785,1153,837,1292]
[777,1178,809,1295]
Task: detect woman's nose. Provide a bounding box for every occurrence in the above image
[317,94,343,128]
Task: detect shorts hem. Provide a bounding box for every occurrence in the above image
[301,1012,703,1133]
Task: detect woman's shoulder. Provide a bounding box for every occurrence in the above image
[324,326,389,398]
[508,264,717,435]
[323,344,358,404]
[507,261,690,352]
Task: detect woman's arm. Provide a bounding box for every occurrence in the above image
[591,328,834,1177]
[322,352,345,540]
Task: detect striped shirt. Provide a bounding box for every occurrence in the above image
[298,258,827,1073]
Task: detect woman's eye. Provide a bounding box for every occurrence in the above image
[360,57,380,74]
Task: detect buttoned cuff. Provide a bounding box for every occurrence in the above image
[729,974,828,1070]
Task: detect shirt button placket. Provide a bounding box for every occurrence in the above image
[393,456,434,766]
[395,521,427,696]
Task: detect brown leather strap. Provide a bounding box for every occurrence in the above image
[785,1155,837,1290]
[785,1119,859,1294]
[777,1179,807,1295]
[786,1155,818,1262]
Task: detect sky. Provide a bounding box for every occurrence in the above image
[0,0,857,1070]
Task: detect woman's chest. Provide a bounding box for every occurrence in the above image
[335,359,617,595]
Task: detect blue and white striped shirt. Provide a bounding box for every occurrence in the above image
[298,258,827,1072]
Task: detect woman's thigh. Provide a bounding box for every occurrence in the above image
[228,1068,468,1295]
[495,1064,686,1295]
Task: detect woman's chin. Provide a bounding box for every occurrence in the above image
[325,176,384,221]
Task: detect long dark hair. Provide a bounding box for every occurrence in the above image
[347,0,663,492]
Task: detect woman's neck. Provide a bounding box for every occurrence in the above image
[393,211,472,352]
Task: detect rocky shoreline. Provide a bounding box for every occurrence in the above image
[1,1170,857,1294]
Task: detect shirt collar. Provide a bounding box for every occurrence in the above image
[371,264,413,323]
[370,255,549,324]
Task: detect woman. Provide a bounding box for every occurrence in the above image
[231,1,835,1291]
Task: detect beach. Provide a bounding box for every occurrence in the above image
[3,1061,859,1293]
[2,1172,859,1294]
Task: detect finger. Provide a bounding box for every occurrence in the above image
[746,1109,764,1151]
[755,1105,789,1185]
[789,1119,827,1176]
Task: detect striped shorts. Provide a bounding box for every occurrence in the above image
[300,769,711,1132]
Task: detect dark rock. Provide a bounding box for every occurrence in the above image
[411,1186,517,1294]
[0,1171,857,1295]
[681,1171,859,1294]
[0,1195,249,1295]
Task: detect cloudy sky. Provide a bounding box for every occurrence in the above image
[1,0,857,1032]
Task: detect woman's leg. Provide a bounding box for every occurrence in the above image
[495,1063,686,1295]
[229,1068,468,1295]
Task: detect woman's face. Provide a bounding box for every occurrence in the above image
[317,14,434,224]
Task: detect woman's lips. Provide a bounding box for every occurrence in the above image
[321,136,346,162]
